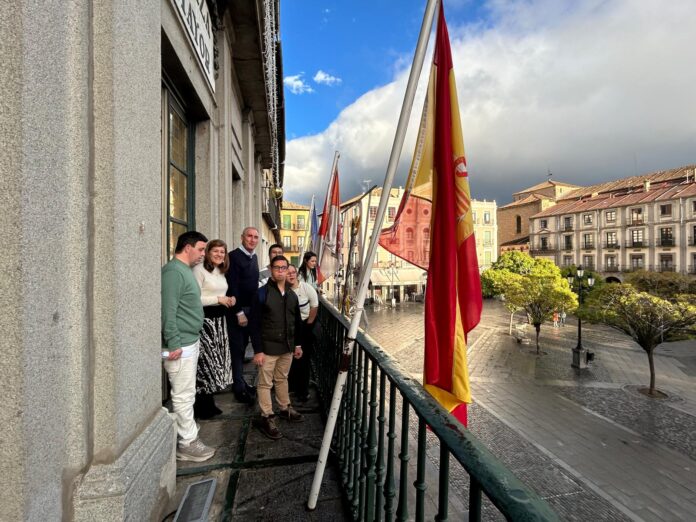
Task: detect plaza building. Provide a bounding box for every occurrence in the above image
[280,201,310,266]
[471,199,499,270]
[528,165,696,279]
[498,179,582,256]
[2,1,284,519]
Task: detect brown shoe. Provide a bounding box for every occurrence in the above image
[278,406,304,422]
[256,415,282,440]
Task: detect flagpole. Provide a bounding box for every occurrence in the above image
[307,0,440,509]
[300,194,314,260]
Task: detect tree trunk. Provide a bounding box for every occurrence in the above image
[648,348,656,395]
[509,311,514,336]
[535,323,541,354]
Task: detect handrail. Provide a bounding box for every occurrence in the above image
[315,297,560,521]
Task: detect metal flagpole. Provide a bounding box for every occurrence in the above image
[307,0,440,509]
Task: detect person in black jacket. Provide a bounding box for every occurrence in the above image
[225,227,260,403]
[250,255,304,440]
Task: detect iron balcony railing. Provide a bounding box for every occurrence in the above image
[655,238,675,247]
[312,299,559,522]
[628,217,644,226]
[530,244,556,255]
[603,265,620,272]
[651,264,676,273]
[602,242,620,249]
[582,243,595,250]
[625,239,649,248]
[689,265,696,274]
[563,223,573,231]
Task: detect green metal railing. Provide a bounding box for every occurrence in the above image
[312,299,559,521]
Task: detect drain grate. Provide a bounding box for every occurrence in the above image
[174,478,217,522]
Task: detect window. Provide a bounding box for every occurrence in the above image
[423,228,430,240]
[692,200,696,213]
[388,207,396,220]
[406,228,414,241]
[282,214,291,229]
[165,94,195,258]
[660,204,672,217]
[606,210,616,222]
[540,219,548,229]
[484,251,492,265]
[583,213,593,225]
[564,217,573,230]
[540,236,549,249]
[583,234,594,248]
[630,255,644,269]
[660,227,673,246]
[484,230,491,245]
[484,212,491,224]
[564,235,573,249]
[563,255,573,267]
[298,236,305,249]
[660,254,674,271]
[282,236,291,249]
[606,231,617,247]
[583,255,594,268]
[369,206,378,221]
[630,208,643,224]
[407,250,414,259]
[606,255,617,268]
[297,215,305,230]
[631,229,644,246]
[472,211,477,223]
[516,215,522,233]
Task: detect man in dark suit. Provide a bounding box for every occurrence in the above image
[226,226,260,403]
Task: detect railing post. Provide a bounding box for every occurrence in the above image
[348,349,363,508]
[384,381,397,521]
[395,396,410,521]
[435,445,449,521]
[364,361,379,521]
[375,372,387,521]
[414,418,427,521]
[469,477,482,521]
[358,354,371,516]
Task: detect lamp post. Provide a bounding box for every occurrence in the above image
[567,265,595,369]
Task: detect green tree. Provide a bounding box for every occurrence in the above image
[482,268,525,334]
[624,270,692,298]
[505,259,578,354]
[583,284,696,395]
[490,251,536,275]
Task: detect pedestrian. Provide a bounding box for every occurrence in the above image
[287,264,319,402]
[553,310,559,328]
[298,251,319,290]
[161,230,215,462]
[192,239,235,419]
[560,310,567,327]
[226,227,260,404]
[258,243,284,287]
[250,255,304,440]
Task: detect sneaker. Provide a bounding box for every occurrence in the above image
[255,415,283,440]
[278,406,304,422]
[176,438,215,462]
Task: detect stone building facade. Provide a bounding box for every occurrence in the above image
[1,1,283,519]
[280,201,310,266]
[529,166,696,279]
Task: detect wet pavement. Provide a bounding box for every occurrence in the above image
[363,300,696,522]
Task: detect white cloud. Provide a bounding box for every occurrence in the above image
[284,0,696,207]
[313,70,342,86]
[283,73,314,94]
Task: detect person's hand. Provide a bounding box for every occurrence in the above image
[237,312,248,326]
[168,348,183,361]
[253,352,265,366]
[294,346,303,359]
[218,296,235,308]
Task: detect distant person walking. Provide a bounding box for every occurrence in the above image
[161,231,215,462]
[560,310,567,327]
[226,227,261,404]
[553,310,559,328]
[250,255,304,440]
[192,239,235,419]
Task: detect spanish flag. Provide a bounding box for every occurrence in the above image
[379,3,481,426]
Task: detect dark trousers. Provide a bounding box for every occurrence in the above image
[227,315,250,393]
[289,320,314,397]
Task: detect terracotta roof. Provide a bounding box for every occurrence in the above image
[499,193,553,209]
[559,164,696,201]
[513,179,582,196]
[500,236,530,246]
[531,178,696,219]
[282,201,309,210]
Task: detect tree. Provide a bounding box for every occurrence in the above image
[490,251,536,275]
[624,270,692,299]
[583,284,696,395]
[505,259,578,354]
[482,268,525,334]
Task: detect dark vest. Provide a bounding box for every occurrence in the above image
[260,282,299,356]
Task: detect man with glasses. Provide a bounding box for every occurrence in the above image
[249,255,304,439]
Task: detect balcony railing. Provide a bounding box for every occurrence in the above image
[562,242,574,250]
[603,265,620,272]
[313,300,559,521]
[656,238,675,247]
[603,242,620,249]
[582,243,595,250]
[563,223,573,231]
[530,245,556,255]
[651,264,676,273]
[625,240,649,248]
[628,217,644,226]
[689,265,696,274]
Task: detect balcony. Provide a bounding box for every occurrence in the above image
[262,188,282,232]
[656,238,676,247]
[530,245,557,255]
[689,265,696,274]
[563,223,573,231]
[582,243,596,250]
[602,242,621,249]
[628,217,644,226]
[652,264,676,273]
[314,300,557,521]
[561,243,574,251]
[625,240,649,248]
[603,265,620,272]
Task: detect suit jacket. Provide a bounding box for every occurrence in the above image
[226,247,260,315]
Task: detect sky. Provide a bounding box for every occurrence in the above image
[280,0,696,207]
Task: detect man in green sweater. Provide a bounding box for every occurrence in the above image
[162,230,215,462]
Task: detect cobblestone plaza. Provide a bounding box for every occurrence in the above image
[364,300,696,521]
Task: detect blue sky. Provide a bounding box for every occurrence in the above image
[281,1,696,206]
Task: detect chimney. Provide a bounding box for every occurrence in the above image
[643,180,651,192]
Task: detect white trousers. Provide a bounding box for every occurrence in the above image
[164,341,199,446]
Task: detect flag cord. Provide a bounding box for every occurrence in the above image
[307,0,441,510]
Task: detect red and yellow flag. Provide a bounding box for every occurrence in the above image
[379,3,481,426]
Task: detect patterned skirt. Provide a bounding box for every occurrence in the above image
[197,305,233,394]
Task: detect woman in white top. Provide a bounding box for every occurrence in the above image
[286,264,319,402]
[298,251,319,290]
[192,239,236,419]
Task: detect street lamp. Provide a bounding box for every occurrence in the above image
[567,265,595,369]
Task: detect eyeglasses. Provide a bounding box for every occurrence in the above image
[271,265,288,271]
